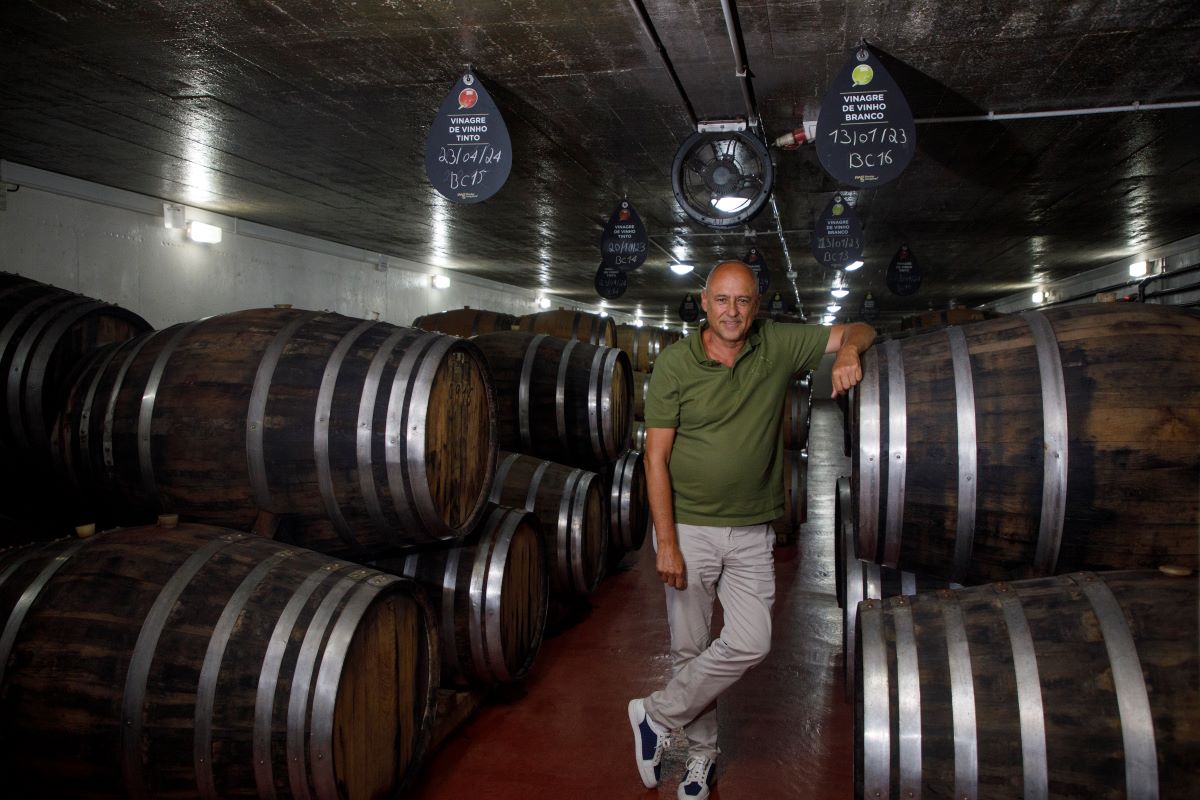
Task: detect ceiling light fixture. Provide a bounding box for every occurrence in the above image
[844,259,864,271]
[431,274,451,289]
[831,286,849,299]
[186,220,222,244]
[634,318,643,328]
[1128,260,1147,277]
[537,296,552,309]
[1031,289,1045,304]
[821,314,835,326]
[826,303,842,313]
[670,262,695,275]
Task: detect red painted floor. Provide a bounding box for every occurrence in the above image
[410,400,853,799]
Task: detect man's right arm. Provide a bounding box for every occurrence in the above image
[644,426,686,590]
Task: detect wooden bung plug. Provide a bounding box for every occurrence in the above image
[74,523,96,539]
[157,514,179,529]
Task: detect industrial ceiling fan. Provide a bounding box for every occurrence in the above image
[671,122,774,229]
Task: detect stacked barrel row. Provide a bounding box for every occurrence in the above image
[838,303,1200,798]
[773,371,812,543]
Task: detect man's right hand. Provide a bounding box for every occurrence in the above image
[656,541,687,590]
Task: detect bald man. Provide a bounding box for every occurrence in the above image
[628,261,875,799]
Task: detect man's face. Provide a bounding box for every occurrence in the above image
[701,265,759,346]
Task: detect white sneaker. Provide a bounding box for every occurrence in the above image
[677,754,716,800]
[627,698,668,788]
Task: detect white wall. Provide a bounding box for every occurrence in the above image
[0,161,620,330]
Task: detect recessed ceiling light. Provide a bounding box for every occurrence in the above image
[670,263,695,275]
[844,260,864,271]
[826,303,842,312]
[431,274,451,289]
[537,296,552,309]
[186,220,222,243]
[831,287,849,299]
[1128,261,1147,277]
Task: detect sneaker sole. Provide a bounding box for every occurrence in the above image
[627,699,659,789]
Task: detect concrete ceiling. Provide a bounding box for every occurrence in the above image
[1,0,1197,325]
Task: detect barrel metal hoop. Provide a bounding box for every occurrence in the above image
[857,349,882,561]
[123,533,244,800]
[0,539,90,687]
[883,339,907,568]
[569,311,582,342]
[103,329,161,480]
[470,314,480,337]
[893,600,923,798]
[314,319,377,556]
[247,311,325,513]
[194,547,297,800]
[254,561,347,800]
[947,326,978,582]
[0,291,62,374]
[631,327,641,367]
[864,560,882,601]
[518,334,547,452]
[1021,311,1068,574]
[860,603,891,800]
[77,341,130,490]
[138,320,203,508]
[599,348,621,462]
[286,568,371,800]
[486,511,524,680]
[524,459,552,515]
[490,451,521,504]
[22,299,106,451]
[357,328,409,533]
[309,574,396,800]
[943,594,979,800]
[5,295,90,444]
[614,452,634,549]
[1072,572,1159,798]
[467,518,494,682]
[556,339,580,458]
[900,570,917,597]
[440,546,465,683]
[556,468,584,592]
[570,470,600,593]
[385,331,446,537]
[993,584,1048,800]
[587,346,606,463]
[844,551,865,698]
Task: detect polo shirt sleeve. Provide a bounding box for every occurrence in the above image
[642,352,680,429]
[772,320,831,373]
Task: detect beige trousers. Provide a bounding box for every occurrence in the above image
[643,522,776,761]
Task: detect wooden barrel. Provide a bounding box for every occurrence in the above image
[603,449,649,558]
[54,308,496,556]
[516,310,616,347]
[0,519,438,799]
[0,273,150,459]
[852,304,1200,584]
[855,569,1199,799]
[411,307,516,338]
[782,371,812,450]
[632,370,651,421]
[616,324,663,372]
[837,391,853,457]
[472,331,631,469]
[772,449,807,540]
[630,421,647,451]
[489,451,607,597]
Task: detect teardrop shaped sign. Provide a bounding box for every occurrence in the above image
[886,244,922,296]
[600,200,648,271]
[594,264,628,299]
[767,291,787,314]
[425,71,512,203]
[811,194,864,270]
[860,291,879,321]
[815,47,916,188]
[678,293,700,323]
[743,247,770,294]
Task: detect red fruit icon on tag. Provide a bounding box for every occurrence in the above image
[458,88,478,109]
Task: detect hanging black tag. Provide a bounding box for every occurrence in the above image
[815,47,916,188]
[600,200,649,271]
[886,244,922,296]
[767,291,787,314]
[678,293,700,323]
[425,71,512,203]
[743,247,770,294]
[594,264,628,299]
[860,291,879,321]
[811,194,864,270]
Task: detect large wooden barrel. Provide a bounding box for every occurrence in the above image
[855,569,1199,799]
[771,449,807,540]
[386,504,548,688]
[616,324,663,372]
[54,308,496,556]
[852,304,1200,584]
[411,307,516,338]
[782,371,812,450]
[632,370,651,421]
[0,273,150,459]
[490,451,607,597]
[603,449,649,558]
[516,310,616,347]
[472,331,631,469]
[0,519,438,799]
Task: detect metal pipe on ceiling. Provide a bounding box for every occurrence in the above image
[718,0,759,130]
[626,0,698,129]
[916,99,1200,124]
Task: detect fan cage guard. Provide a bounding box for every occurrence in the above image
[671,130,775,229]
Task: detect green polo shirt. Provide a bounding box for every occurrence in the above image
[643,319,829,525]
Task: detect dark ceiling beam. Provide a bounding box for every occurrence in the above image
[626,0,698,130]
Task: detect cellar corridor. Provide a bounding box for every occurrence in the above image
[411,399,853,798]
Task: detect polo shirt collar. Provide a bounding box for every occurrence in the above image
[689,320,765,366]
